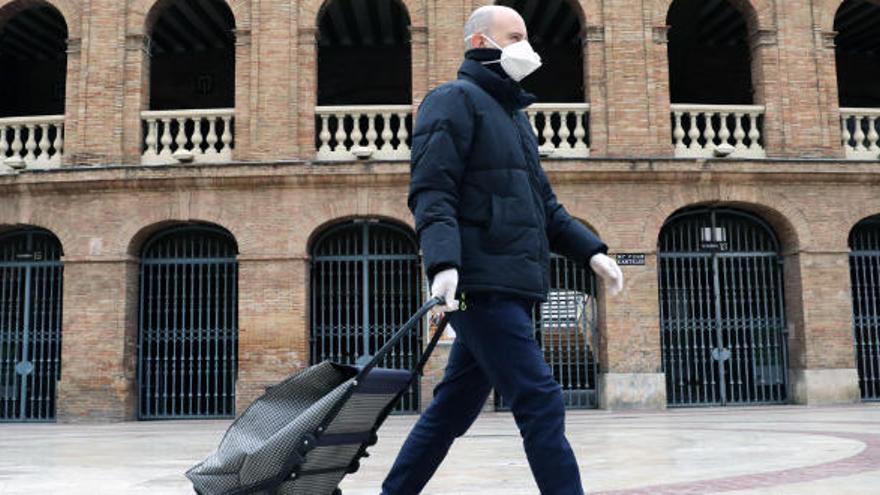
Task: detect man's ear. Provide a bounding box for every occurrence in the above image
[470,32,485,49]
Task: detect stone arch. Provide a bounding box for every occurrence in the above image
[302,0,425,30]
[126,218,243,258]
[0,0,80,38]
[650,0,776,33]
[641,191,808,255]
[126,0,249,35]
[305,213,416,257]
[815,0,880,34]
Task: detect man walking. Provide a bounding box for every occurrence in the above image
[381,5,624,494]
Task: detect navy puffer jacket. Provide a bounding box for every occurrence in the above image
[408,48,608,301]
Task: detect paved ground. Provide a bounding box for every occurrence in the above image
[1,404,879,494]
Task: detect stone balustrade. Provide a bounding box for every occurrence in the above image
[141,109,234,165]
[840,108,880,160]
[0,115,64,171]
[671,104,766,158]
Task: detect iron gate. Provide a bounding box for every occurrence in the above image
[496,255,600,410]
[0,229,63,422]
[850,215,880,401]
[137,225,239,419]
[658,208,788,407]
[310,219,423,412]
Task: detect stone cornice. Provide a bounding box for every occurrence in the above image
[1,159,879,195]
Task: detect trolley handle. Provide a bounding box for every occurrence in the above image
[355,296,448,384]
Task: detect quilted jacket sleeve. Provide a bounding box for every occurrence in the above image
[407,84,475,281]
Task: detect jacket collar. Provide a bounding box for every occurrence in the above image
[458,48,537,113]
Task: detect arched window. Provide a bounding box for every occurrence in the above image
[0,2,68,168]
[0,228,64,422]
[137,224,239,419]
[849,214,880,401]
[835,0,880,159]
[309,219,423,412]
[657,206,788,407]
[667,0,765,157]
[496,0,590,157]
[315,0,413,160]
[141,0,236,164]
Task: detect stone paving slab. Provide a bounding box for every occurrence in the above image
[1,404,879,494]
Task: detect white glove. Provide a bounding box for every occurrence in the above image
[430,268,460,312]
[590,253,624,297]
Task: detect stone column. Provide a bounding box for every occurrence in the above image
[785,251,860,404]
[602,1,671,157]
[61,37,82,166]
[598,253,667,410]
[232,28,254,161]
[585,26,609,155]
[235,256,308,413]
[57,257,139,422]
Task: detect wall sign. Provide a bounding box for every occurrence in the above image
[616,253,646,266]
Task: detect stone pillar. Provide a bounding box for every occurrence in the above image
[235,256,308,413]
[233,27,254,161]
[768,2,842,158]
[121,33,149,165]
[67,0,127,164]
[247,0,298,160]
[296,27,318,160]
[411,25,430,107]
[602,1,670,157]
[785,252,860,404]
[57,257,139,422]
[585,26,609,155]
[61,37,82,166]
[599,253,666,410]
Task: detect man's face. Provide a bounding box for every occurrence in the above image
[470,9,528,49]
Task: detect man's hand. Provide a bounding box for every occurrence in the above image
[589,253,624,297]
[430,268,460,313]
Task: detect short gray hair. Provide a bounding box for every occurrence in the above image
[463,6,497,51]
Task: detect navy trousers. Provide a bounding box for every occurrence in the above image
[381,292,584,495]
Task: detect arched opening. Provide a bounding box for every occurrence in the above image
[136,223,239,419]
[495,0,590,157]
[849,214,880,401]
[0,2,68,168]
[657,206,788,407]
[315,0,413,160]
[667,0,765,157]
[309,219,423,412]
[835,0,880,159]
[496,254,600,410]
[0,227,63,422]
[141,0,236,164]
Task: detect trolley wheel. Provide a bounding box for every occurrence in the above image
[332,489,342,495]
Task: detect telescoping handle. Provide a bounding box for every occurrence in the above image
[355,297,449,384]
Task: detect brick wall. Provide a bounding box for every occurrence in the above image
[0,0,877,420]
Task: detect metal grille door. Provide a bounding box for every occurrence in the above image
[0,230,63,422]
[497,255,600,410]
[658,208,788,407]
[310,220,423,412]
[137,225,238,419]
[850,216,880,401]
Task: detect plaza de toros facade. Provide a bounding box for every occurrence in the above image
[0,0,879,423]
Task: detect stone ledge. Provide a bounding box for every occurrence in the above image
[789,368,861,405]
[599,372,667,410]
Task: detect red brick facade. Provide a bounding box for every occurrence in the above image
[0,0,877,421]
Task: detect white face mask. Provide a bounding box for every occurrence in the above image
[468,34,542,82]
